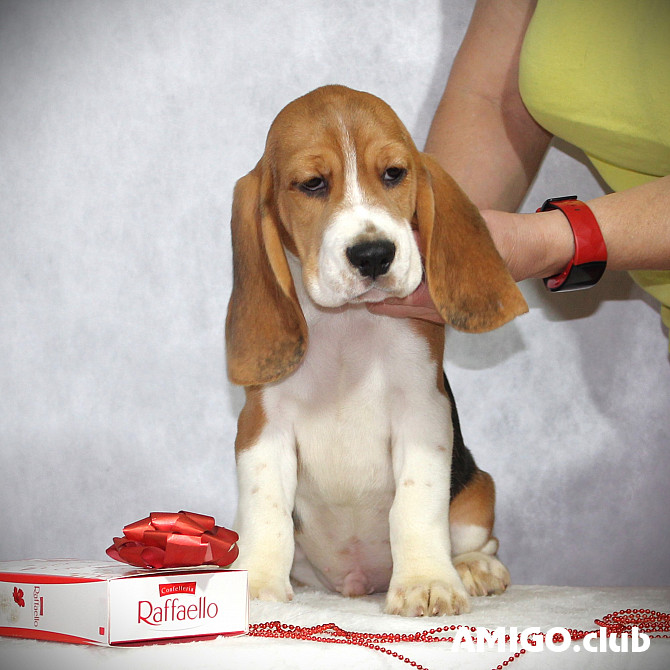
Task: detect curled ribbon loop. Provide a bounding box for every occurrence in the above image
[106,511,239,569]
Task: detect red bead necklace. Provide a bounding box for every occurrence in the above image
[249,608,670,670]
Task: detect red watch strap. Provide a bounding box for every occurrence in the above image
[538,197,607,291]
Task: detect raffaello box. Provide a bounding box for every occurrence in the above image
[0,559,248,645]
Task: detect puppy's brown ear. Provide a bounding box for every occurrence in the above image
[225,162,307,386]
[415,153,528,332]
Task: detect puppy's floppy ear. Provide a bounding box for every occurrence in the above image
[225,160,307,386]
[415,153,528,332]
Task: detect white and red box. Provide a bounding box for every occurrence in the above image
[0,559,248,645]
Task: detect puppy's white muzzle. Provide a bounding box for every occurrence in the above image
[306,204,422,307]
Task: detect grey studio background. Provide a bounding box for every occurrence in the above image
[1,0,669,588]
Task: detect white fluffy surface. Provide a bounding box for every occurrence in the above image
[1,585,669,670]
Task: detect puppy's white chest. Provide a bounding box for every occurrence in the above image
[268,307,434,488]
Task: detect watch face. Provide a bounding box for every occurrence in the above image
[545,261,607,292]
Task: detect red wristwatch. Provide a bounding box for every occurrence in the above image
[538,196,607,292]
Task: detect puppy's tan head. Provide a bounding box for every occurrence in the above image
[226,85,527,386]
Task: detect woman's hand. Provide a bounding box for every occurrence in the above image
[366,279,444,323]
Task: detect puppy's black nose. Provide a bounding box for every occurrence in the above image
[346,240,396,280]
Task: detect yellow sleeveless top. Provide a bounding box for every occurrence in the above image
[519,0,670,341]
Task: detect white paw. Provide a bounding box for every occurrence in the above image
[453,551,510,597]
[385,576,470,617]
[247,569,294,602]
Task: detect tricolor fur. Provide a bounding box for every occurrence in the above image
[226,85,527,616]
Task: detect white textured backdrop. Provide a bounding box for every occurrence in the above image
[1,0,668,588]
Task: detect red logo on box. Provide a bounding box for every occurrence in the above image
[13,587,25,608]
[138,597,219,626]
[159,582,196,597]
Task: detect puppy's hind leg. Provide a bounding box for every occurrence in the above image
[449,469,510,597]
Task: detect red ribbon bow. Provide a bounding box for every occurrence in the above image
[106,511,239,569]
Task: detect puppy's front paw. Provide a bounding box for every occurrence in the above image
[247,570,294,602]
[385,577,470,617]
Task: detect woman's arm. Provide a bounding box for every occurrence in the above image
[425,0,550,211]
[485,175,670,282]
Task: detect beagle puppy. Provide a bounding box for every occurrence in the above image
[226,85,528,617]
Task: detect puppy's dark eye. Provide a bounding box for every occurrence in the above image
[298,176,328,195]
[382,166,407,187]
